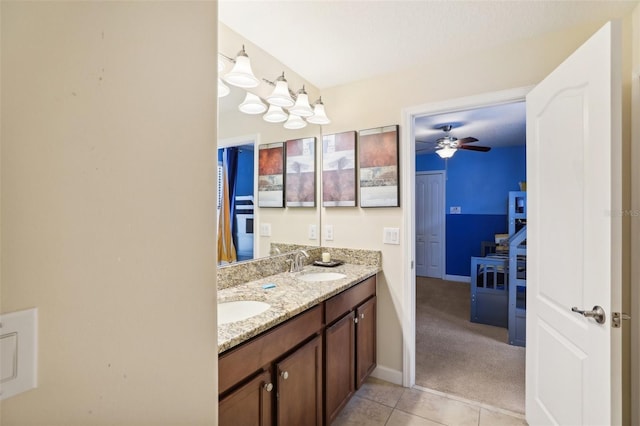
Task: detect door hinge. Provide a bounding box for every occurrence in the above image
[612,312,631,328]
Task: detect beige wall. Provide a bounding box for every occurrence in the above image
[321,18,636,381]
[1,2,218,425]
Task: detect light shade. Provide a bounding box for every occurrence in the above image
[218,78,230,98]
[436,147,457,159]
[283,114,307,130]
[263,105,288,123]
[223,47,260,88]
[266,74,294,107]
[306,98,331,125]
[289,87,313,117]
[238,93,267,115]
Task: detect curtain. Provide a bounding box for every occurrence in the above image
[217,150,238,263]
[224,147,239,250]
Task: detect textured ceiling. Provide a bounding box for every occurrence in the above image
[219,0,637,89]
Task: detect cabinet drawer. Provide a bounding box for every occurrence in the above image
[325,276,376,325]
[219,305,322,395]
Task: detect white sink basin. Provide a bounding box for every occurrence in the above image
[298,272,347,282]
[218,300,271,325]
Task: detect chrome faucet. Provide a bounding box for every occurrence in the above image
[290,249,310,273]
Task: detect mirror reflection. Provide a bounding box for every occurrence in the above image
[217,23,322,266]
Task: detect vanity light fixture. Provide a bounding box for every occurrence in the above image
[222,45,260,88]
[263,105,288,123]
[289,86,314,117]
[266,72,295,108]
[306,97,331,125]
[283,114,307,130]
[238,92,267,114]
[436,146,457,159]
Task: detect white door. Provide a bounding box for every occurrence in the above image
[415,172,444,278]
[526,21,622,426]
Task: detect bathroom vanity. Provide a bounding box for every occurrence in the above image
[217,260,378,426]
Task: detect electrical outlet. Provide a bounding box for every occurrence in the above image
[325,225,334,241]
[383,227,400,245]
[450,206,462,214]
[308,224,317,240]
[260,223,272,237]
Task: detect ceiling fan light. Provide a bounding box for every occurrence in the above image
[283,114,307,130]
[436,147,456,159]
[218,78,230,98]
[266,74,295,107]
[223,48,260,88]
[263,105,288,123]
[289,87,314,117]
[306,98,330,125]
[238,92,267,115]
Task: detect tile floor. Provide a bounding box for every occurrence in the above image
[332,377,528,426]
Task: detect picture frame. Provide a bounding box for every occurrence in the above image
[322,131,357,207]
[257,142,285,208]
[358,125,400,207]
[285,137,316,207]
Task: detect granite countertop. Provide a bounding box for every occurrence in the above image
[217,263,379,353]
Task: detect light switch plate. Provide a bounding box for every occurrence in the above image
[308,224,317,240]
[260,223,272,237]
[383,227,400,245]
[0,308,38,400]
[450,206,462,214]
[324,225,334,241]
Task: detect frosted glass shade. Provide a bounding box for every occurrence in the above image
[263,105,288,123]
[436,147,456,159]
[307,102,331,124]
[283,114,307,130]
[223,55,259,88]
[238,93,267,115]
[266,80,294,107]
[218,78,230,98]
[289,92,313,117]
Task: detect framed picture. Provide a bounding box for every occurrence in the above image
[322,131,357,207]
[257,142,285,208]
[285,137,316,207]
[358,125,400,207]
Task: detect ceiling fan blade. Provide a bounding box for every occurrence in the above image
[459,145,491,152]
[457,137,479,145]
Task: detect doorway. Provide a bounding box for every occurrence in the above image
[401,86,532,406]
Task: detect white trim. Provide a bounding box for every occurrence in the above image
[401,86,533,390]
[370,365,403,385]
[444,274,471,283]
[631,71,640,426]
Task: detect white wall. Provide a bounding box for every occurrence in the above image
[320,19,635,382]
[1,2,218,424]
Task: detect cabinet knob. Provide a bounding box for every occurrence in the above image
[263,382,273,392]
[361,313,365,319]
[354,317,358,324]
[280,371,289,380]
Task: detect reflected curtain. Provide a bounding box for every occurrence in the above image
[217,148,239,263]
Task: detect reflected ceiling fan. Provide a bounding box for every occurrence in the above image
[426,125,491,159]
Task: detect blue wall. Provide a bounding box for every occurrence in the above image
[416,145,526,276]
[218,145,254,197]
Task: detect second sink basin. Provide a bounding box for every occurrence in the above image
[298,272,347,282]
[218,300,271,325]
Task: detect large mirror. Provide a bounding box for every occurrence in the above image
[217,22,322,265]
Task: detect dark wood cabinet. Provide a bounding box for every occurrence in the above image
[324,276,376,425]
[219,369,273,426]
[218,275,377,426]
[276,335,323,426]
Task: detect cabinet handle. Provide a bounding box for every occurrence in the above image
[280,371,289,380]
[361,313,365,319]
[354,317,358,324]
[263,382,273,392]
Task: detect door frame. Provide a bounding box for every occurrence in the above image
[415,171,446,279]
[401,86,533,388]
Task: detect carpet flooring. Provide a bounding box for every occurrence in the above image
[415,276,526,413]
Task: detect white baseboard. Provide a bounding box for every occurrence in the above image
[444,274,471,283]
[370,365,403,385]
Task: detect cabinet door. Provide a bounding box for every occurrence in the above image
[324,311,355,424]
[276,335,323,426]
[356,296,376,388]
[219,369,273,426]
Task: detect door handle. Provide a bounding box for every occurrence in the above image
[571,305,606,324]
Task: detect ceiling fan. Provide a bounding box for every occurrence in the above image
[420,125,491,159]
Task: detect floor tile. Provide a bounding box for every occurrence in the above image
[331,395,393,426]
[357,377,406,408]
[479,408,528,426]
[395,388,480,426]
[385,409,445,426]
